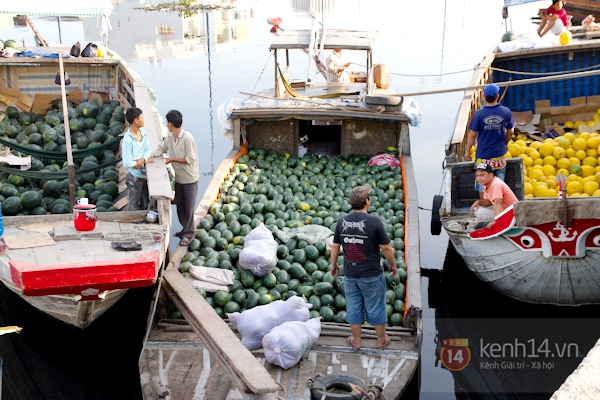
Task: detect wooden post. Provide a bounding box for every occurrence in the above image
[58,53,76,208]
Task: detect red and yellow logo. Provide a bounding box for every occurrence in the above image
[440,338,471,371]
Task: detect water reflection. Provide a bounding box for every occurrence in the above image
[429,242,600,399]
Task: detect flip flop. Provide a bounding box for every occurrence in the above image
[378,335,391,349]
[179,237,191,246]
[346,336,360,351]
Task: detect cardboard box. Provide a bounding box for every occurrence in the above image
[551,105,571,115]
[570,96,587,113]
[31,93,60,115]
[512,110,534,125]
[535,99,551,114]
[16,92,34,112]
[586,95,600,113]
[67,88,84,103]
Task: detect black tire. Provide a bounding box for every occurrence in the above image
[364,94,403,106]
[431,195,443,236]
[310,374,365,400]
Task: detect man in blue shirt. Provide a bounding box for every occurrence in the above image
[464,84,515,192]
[122,107,153,210]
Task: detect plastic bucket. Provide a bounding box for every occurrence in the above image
[73,204,97,231]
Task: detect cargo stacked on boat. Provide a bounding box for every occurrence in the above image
[172,145,408,327]
[0,100,125,215]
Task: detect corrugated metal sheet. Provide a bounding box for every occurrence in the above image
[0,0,113,17]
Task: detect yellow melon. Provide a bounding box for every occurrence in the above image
[583,156,598,168]
[566,181,583,195]
[584,181,600,196]
[582,165,596,177]
[569,164,583,175]
[539,143,555,157]
[572,138,588,151]
[556,157,571,169]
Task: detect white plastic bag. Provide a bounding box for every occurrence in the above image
[239,223,278,277]
[262,318,322,369]
[228,296,312,350]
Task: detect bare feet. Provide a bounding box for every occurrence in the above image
[378,335,391,349]
[347,336,361,350]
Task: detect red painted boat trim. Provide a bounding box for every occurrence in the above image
[9,250,160,300]
[469,204,516,240]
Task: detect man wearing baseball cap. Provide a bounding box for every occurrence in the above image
[464,83,516,194]
[470,163,518,228]
[330,184,397,350]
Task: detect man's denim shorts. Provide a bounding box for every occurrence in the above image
[344,274,387,326]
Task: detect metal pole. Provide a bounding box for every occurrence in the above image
[397,68,600,97]
[57,16,62,44]
[58,53,76,208]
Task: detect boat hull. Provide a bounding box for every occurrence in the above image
[445,222,600,305]
[0,48,173,328]
[438,36,600,306]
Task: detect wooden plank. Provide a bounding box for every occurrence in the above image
[402,154,422,333]
[162,269,279,396]
[10,250,160,299]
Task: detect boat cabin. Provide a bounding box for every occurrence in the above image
[230,29,408,159]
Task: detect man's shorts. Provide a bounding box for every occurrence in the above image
[344,274,387,326]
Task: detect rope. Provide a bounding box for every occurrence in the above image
[0,158,121,179]
[250,51,273,95]
[103,224,168,242]
[0,135,122,160]
[277,65,359,99]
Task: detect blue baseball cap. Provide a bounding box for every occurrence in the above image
[484,84,500,97]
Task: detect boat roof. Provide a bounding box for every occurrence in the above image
[270,29,376,51]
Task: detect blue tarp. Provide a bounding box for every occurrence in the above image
[14,50,70,58]
[493,51,600,112]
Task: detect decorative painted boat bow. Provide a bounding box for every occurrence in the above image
[434,16,600,305]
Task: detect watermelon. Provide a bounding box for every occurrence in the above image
[2,196,23,215]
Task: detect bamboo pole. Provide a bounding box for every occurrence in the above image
[57,53,76,208]
[397,68,600,97]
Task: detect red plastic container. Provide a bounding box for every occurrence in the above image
[73,204,97,231]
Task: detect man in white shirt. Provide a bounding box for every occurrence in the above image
[326,48,351,83]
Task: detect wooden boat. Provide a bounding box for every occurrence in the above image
[432,19,600,305]
[0,47,173,328]
[139,28,422,399]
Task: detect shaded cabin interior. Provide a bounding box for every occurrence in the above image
[241,117,404,158]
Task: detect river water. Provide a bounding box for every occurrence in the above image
[1,0,599,399]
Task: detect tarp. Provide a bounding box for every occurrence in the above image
[0,0,113,17]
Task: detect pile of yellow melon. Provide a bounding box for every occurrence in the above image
[470,122,600,198]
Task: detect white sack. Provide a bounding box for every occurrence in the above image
[239,223,278,277]
[185,276,229,292]
[262,318,322,369]
[228,296,312,350]
[189,265,235,286]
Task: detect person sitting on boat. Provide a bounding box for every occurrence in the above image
[330,184,397,350]
[464,84,515,191]
[326,48,351,83]
[122,107,154,211]
[582,14,600,31]
[469,163,518,229]
[537,1,568,37]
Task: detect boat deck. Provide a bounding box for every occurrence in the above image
[0,211,169,300]
[141,317,419,400]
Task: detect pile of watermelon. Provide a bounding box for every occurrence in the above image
[0,101,124,215]
[172,146,408,327]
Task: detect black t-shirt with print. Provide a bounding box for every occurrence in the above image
[333,211,390,278]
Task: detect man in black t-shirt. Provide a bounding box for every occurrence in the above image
[331,184,397,350]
